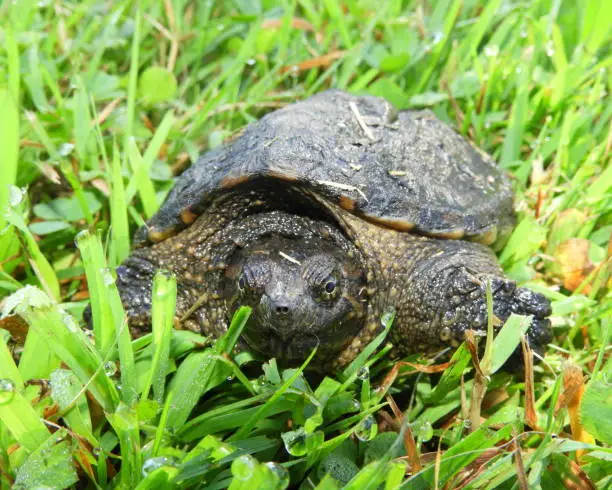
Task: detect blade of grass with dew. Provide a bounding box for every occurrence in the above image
[4,202,61,301]
[228,347,318,442]
[50,369,96,445]
[164,307,251,430]
[12,430,79,489]
[77,230,137,405]
[5,286,119,412]
[142,270,176,403]
[342,310,394,380]
[76,230,118,356]
[107,403,142,489]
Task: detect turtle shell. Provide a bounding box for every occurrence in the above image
[134,90,515,249]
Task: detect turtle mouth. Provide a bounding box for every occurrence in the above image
[242,326,320,365]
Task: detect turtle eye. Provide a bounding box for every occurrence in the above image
[318,275,338,300]
[324,278,337,294]
[237,274,247,292]
[439,326,452,342]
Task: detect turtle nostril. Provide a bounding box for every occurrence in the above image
[275,305,290,315]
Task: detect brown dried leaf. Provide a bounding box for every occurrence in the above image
[376,360,450,399]
[281,50,346,73]
[71,290,90,301]
[556,364,595,457]
[261,17,314,32]
[554,238,594,292]
[91,178,110,196]
[521,336,539,430]
[40,163,62,184]
[386,395,421,473]
[0,314,29,344]
[94,97,123,126]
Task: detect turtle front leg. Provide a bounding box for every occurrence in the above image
[391,238,552,361]
[114,255,157,334]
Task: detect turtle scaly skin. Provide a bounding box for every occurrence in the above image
[113,91,552,370]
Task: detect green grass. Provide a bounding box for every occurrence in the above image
[0,0,611,488]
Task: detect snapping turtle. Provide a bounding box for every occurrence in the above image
[115,90,551,369]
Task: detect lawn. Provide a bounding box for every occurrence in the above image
[0,0,610,488]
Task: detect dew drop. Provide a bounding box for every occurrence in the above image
[101,267,117,286]
[418,421,433,442]
[484,45,499,57]
[141,456,178,476]
[8,186,26,207]
[58,142,75,157]
[281,428,308,456]
[431,31,443,45]
[381,309,395,327]
[104,361,117,377]
[357,366,369,381]
[264,462,290,489]
[355,415,378,441]
[74,229,90,248]
[231,454,257,481]
[0,379,16,404]
[246,58,256,66]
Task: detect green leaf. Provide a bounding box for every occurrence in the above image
[581,370,612,444]
[139,66,178,104]
[483,314,533,375]
[13,430,78,489]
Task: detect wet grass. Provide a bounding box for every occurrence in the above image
[0,0,611,488]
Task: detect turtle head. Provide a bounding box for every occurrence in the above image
[224,235,367,365]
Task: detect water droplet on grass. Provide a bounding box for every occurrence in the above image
[0,379,16,404]
[74,229,90,248]
[101,267,117,286]
[357,366,369,381]
[355,415,377,441]
[8,186,26,207]
[418,421,433,442]
[104,361,117,377]
[484,45,499,57]
[141,456,177,476]
[231,454,257,480]
[264,462,290,489]
[381,309,395,327]
[282,428,308,456]
[58,143,75,156]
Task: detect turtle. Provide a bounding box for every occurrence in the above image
[113,89,552,370]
